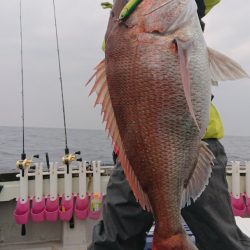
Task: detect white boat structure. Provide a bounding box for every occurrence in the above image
[0,160,250,250]
[0,160,111,250]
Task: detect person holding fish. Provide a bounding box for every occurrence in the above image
[87,0,250,249]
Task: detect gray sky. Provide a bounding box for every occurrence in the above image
[0,0,249,136]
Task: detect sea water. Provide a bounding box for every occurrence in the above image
[0,126,250,173]
[0,126,113,173]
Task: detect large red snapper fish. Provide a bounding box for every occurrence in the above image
[87,0,248,249]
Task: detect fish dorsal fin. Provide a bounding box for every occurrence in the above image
[208,47,249,85]
[86,60,152,211]
[181,141,214,208]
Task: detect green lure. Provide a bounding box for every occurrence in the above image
[119,0,142,20]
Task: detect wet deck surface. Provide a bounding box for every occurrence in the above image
[235,217,250,237]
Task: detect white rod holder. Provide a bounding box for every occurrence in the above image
[93,161,101,193]
[49,162,58,201]
[19,168,29,204]
[79,161,87,198]
[246,161,250,197]
[35,163,44,202]
[231,161,241,199]
[64,165,72,200]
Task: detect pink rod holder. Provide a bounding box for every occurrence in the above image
[230,194,246,217]
[88,193,103,220]
[45,196,59,222]
[14,198,30,224]
[31,197,46,223]
[75,194,89,220]
[59,195,74,221]
[246,196,250,217]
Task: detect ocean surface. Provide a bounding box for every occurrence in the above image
[0,126,113,173]
[0,126,250,173]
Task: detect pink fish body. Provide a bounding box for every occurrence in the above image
[87,0,249,249]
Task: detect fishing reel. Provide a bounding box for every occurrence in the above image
[62,151,82,165]
[16,154,39,170]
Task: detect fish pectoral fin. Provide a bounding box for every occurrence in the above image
[208,47,249,85]
[176,39,200,131]
[181,141,214,208]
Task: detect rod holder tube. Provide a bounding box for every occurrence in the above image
[231,161,241,198]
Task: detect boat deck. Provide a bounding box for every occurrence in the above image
[235,217,250,236]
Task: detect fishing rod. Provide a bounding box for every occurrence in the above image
[17,1,27,236]
[52,0,68,155]
[52,0,81,167]
[20,0,25,162]
[52,0,82,229]
[15,0,39,236]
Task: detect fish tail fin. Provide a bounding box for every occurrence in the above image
[152,232,198,250]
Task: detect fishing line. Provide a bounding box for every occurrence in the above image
[143,0,175,16]
[52,0,68,152]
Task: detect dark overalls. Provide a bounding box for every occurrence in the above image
[88,139,250,250]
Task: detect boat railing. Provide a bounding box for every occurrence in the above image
[0,160,249,224]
